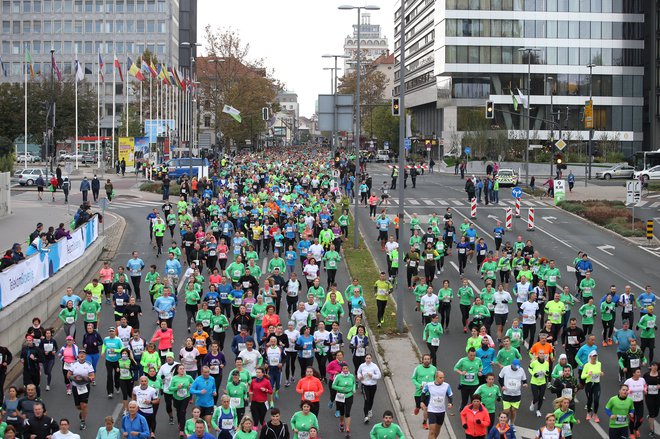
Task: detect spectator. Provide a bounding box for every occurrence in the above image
[92,175,101,202]
[0,250,15,270]
[35,175,45,200]
[80,176,90,202]
[11,243,25,263]
[54,223,72,240]
[61,177,70,203]
[29,223,43,243]
[105,179,114,201]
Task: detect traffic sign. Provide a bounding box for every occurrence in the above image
[584,100,593,129]
[554,179,566,205]
[404,138,411,151]
[555,139,566,151]
[384,141,389,150]
[626,180,641,205]
[99,197,110,211]
[464,146,471,155]
[511,187,523,198]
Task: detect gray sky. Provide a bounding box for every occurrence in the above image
[197,0,395,117]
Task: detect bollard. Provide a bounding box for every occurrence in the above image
[648,220,655,241]
[515,197,521,218]
[527,208,535,231]
[506,208,513,230]
[471,198,477,218]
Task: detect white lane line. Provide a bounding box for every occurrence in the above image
[422,199,435,206]
[437,200,449,205]
[409,199,420,205]
[262,258,268,276]
[638,246,660,259]
[650,202,660,208]
[111,402,123,421]
[451,200,464,206]
[589,419,609,439]
[636,201,648,207]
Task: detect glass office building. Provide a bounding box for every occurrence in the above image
[431,0,646,154]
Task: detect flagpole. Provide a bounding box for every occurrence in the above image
[75,60,79,170]
[139,79,143,126]
[24,45,28,170]
[125,59,129,137]
[97,53,100,170]
[112,53,116,169]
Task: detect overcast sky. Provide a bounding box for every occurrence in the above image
[197,0,395,118]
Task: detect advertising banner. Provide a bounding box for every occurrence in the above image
[134,137,149,156]
[145,119,175,143]
[118,137,135,167]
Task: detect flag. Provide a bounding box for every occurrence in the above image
[74,56,84,82]
[25,49,35,78]
[114,55,123,82]
[127,56,144,81]
[222,105,242,123]
[0,56,6,77]
[142,60,157,78]
[50,53,62,81]
[168,67,180,88]
[149,61,158,78]
[98,53,105,82]
[158,64,170,85]
[511,90,518,111]
[516,88,528,110]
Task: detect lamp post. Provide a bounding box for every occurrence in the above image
[547,76,555,177]
[181,42,201,178]
[395,0,407,333]
[323,54,349,157]
[518,48,540,186]
[339,4,380,249]
[586,63,595,187]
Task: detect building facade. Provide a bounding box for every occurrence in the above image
[396,0,648,156]
[369,51,395,99]
[343,13,389,74]
[1,0,191,138]
[393,0,443,142]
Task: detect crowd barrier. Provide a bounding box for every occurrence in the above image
[0,215,99,309]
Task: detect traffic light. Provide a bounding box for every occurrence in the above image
[485,100,494,119]
[555,153,566,169]
[262,107,270,121]
[391,97,400,116]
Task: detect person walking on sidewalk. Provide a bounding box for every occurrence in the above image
[80,176,90,202]
[105,179,114,201]
[91,175,100,202]
[35,174,45,200]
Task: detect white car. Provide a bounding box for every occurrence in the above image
[634,165,660,182]
[375,150,390,162]
[62,153,84,161]
[15,153,38,163]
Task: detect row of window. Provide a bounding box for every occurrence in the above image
[1,0,168,14]
[445,0,643,14]
[445,19,643,40]
[2,19,168,35]
[444,45,644,67]
[2,40,167,57]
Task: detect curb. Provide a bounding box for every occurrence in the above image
[349,220,457,439]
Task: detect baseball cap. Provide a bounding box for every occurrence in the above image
[512,359,521,367]
[558,353,567,360]
[588,350,598,357]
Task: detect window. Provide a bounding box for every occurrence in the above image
[84,40,92,54]
[127,0,133,11]
[74,0,81,11]
[95,0,102,12]
[146,0,154,11]
[547,20,557,38]
[601,21,612,39]
[591,21,600,39]
[33,40,41,53]
[136,20,144,32]
[204,116,211,128]
[580,21,590,39]
[568,21,579,39]
[85,20,92,33]
[157,20,165,33]
[116,0,123,12]
[105,41,112,53]
[64,0,72,12]
[524,20,535,38]
[105,1,112,12]
[64,20,72,33]
[34,0,41,10]
[12,41,20,54]
[125,41,133,53]
[12,21,20,33]
[126,20,134,32]
[84,0,91,11]
[137,0,144,11]
[115,20,123,32]
[157,0,165,12]
[116,40,123,53]
[23,0,30,12]
[146,20,154,33]
[12,0,18,12]
[105,21,112,33]
[44,20,52,33]
[569,47,579,65]
[53,0,61,12]
[95,20,102,33]
[23,21,30,33]
[2,1,9,13]
[63,41,72,54]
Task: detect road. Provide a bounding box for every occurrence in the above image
[6,177,394,439]
[354,162,660,438]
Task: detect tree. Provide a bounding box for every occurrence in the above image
[369,106,399,151]
[201,26,279,146]
[338,70,389,137]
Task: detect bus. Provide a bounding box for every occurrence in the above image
[631,149,660,170]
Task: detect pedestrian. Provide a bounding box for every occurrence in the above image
[80,176,90,202]
[568,170,575,192]
[476,177,483,203]
[20,335,44,395]
[61,177,70,203]
[0,343,12,404]
[460,160,466,179]
[530,176,536,192]
[465,178,475,202]
[56,165,63,188]
[115,159,120,174]
[455,160,460,175]
[492,178,499,203]
[429,158,435,173]
[105,179,114,201]
[410,166,418,188]
[49,174,58,202]
[120,158,126,176]
[162,174,171,200]
[91,175,100,201]
[36,174,45,200]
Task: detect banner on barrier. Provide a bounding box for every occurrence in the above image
[0,216,99,309]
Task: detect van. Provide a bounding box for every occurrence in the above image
[165,157,209,180]
[376,150,390,162]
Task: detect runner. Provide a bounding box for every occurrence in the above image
[66,349,95,431]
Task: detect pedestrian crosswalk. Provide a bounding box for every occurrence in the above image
[382,198,550,208]
[104,199,164,210]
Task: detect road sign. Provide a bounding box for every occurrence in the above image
[554,179,566,205]
[511,187,523,198]
[626,180,641,205]
[584,100,593,129]
[464,146,471,155]
[384,141,389,150]
[404,138,411,150]
[555,139,566,151]
[99,197,110,210]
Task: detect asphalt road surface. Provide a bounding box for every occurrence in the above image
[355,163,660,438]
[7,182,394,439]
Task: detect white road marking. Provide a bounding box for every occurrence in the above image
[542,216,557,223]
[111,402,123,421]
[597,244,615,256]
[588,419,609,439]
[409,199,420,205]
[638,246,660,258]
[437,199,449,205]
[636,201,648,207]
[422,199,435,205]
[452,200,464,206]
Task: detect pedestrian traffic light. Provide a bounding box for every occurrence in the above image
[391,97,400,116]
[262,107,270,121]
[485,100,494,119]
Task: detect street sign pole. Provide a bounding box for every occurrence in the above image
[99,196,109,235]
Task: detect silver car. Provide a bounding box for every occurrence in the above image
[595,164,635,180]
[15,168,49,186]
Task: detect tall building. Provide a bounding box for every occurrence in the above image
[178,0,198,71]
[0,0,192,138]
[643,0,659,150]
[393,0,441,139]
[396,0,647,156]
[343,13,389,74]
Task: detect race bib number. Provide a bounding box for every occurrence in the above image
[486,271,494,278]
[242,281,250,289]
[221,418,234,430]
[561,423,571,436]
[431,338,440,346]
[561,388,573,399]
[506,379,521,390]
[409,261,416,267]
[202,319,210,327]
[585,310,593,318]
[234,270,241,278]
[209,250,216,257]
[625,304,633,313]
[120,368,131,379]
[210,365,220,374]
[465,373,475,382]
[176,388,187,398]
[234,298,242,306]
[237,343,246,352]
[548,275,557,283]
[631,391,644,402]
[335,392,346,403]
[298,432,310,439]
[431,395,445,407]
[590,373,600,383]
[218,253,227,259]
[65,317,75,324]
[567,336,578,345]
[302,350,313,359]
[87,312,96,321]
[615,415,627,425]
[304,391,315,401]
[649,385,659,395]
[426,254,433,260]
[551,312,560,321]
[230,397,241,408]
[159,311,170,319]
[630,358,640,368]
[116,298,124,306]
[43,343,54,353]
[328,260,337,269]
[75,384,88,394]
[356,347,366,356]
[648,320,656,329]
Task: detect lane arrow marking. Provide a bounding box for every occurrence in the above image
[597,244,615,256]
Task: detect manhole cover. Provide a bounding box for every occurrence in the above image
[114,194,139,199]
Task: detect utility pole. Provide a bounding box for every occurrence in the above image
[396,0,407,334]
[586,63,595,186]
[49,49,55,173]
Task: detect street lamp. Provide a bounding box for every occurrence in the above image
[180,42,201,178]
[339,4,380,249]
[547,76,555,177]
[586,63,596,186]
[322,54,349,157]
[518,47,540,186]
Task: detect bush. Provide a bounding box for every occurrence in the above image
[584,205,627,226]
[604,217,647,237]
[140,181,181,196]
[557,201,586,215]
[559,200,646,238]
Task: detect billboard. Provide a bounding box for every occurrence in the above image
[134,137,149,156]
[145,119,176,143]
[118,137,135,167]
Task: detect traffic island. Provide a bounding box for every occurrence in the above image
[557,200,647,238]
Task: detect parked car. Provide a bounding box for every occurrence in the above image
[595,164,635,180]
[15,153,38,163]
[80,154,96,164]
[495,168,519,187]
[62,153,84,161]
[375,150,390,162]
[634,165,660,182]
[15,168,49,186]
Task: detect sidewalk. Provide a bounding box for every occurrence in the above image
[0,191,120,252]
